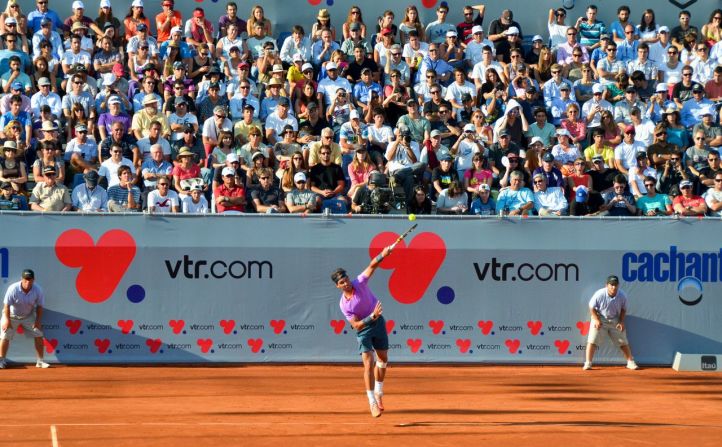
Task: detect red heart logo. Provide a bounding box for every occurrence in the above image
[385,319,395,333]
[477,320,494,335]
[219,320,236,334]
[429,320,444,334]
[554,339,570,355]
[577,321,590,336]
[16,325,24,334]
[247,338,263,353]
[330,320,346,334]
[456,339,471,353]
[270,320,286,334]
[505,339,520,354]
[65,319,81,334]
[421,0,438,9]
[369,232,446,304]
[117,320,134,334]
[146,338,162,353]
[94,338,110,354]
[527,320,543,335]
[197,338,213,353]
[169,320,185,334]
[55,229,136,304]
[44,338,58,353]
[407,338,422,353]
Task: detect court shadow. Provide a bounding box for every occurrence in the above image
[626,316,722,365]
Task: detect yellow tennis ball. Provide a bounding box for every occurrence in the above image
[408,214,416,221]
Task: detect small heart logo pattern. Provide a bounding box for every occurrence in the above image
[197,338,213,353]
[94,338,110,354]
[429,320,445,334]
[477,320,494,335]
[219,320,236,334]
[55,229,136,304]
[270,320,286,334]
[117,320,134,334]
[247,338,263,353]
[456,339,471,353]
[65,319,81,334]
[169,320,185,334]
[527,320,543,335]
[554,340,570,355]
[369,232,446,304]
[43,338,58,354]
[407,338,422,353]
[385,319,395,334]
[146,338,162,353]
[505,339,520,354]
[330,320,346,334]
[576,321,590,336]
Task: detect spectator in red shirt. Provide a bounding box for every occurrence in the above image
[673,179,707,216]
[214,166,245,213]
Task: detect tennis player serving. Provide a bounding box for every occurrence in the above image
[331,244,393,418]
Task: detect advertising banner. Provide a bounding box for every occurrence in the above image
[1,213,720,365]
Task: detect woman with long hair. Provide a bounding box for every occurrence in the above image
[464,154,493,196]
[189,43,213,84]
[600,110,621,146]
[342,5,366,41]
[3,120,26,160]
[312,8,336,42]
[33,141,65,185]
[398,5,424,44]
[123,3,150,44]
[347,147,374,200]
[246,152,267,189]
[560,103,586,146]
[381,69,408,125]
[1,0,27,50]
[95,2,122,49]
[128,39,155,83]
[532,46,554,84]
[563,52,586,82]
[32,57,56,93]
[295,83,317,120]
[662,107,690,148]
[701,9,722,47]
[436,181,468,215]
[210,129,238,169]
[469,110,493,146]
[68,106,94,142]
[0,141,27,193]
[280,150,308,193]
[246,5,271,37]
[240,127,269,170]
[479,68,505,101]
[636,9,659,44]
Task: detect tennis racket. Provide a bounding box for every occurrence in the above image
[389,223,418,250]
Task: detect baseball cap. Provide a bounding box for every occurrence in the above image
[40,18,51,26]
[463,123,475,132]
[350,23,361,32]
[542,152,555,163]
[277,97,290,107]
[0,181,11,190]
[430,129,442,138]
[42,165,56,175]
[294,172,307,183]
[368,172,386,186]
[692,84,704,92]
[102,73,117,86]
[606,275,619,285]
[532,35,543,42]
[381,27,393,36]
[635,151,648,160]
[22,269,35,280]
[226,153,239,163]
[504,26,520,36]
[170,26,182,35]
[658,26,670,33]
[292,54,303,62]
[559,83,570,91]
[100,0,112,7]
[498,129,510,137]
[624,125,635,134]
[529,136,543,146]
[173,61,185,69]
[655,83,668,93]
[472,25,483,34]
[680,179,693,188]
[11,81,23,91]
[592,84,604,94]
[326,62,338,71]
[221,167,235,177]
[75,123,88,132]
[575,185,588,203]
[301,63,314,72]
[251,151,266,161]
[592,154,604,162]
[439,153,453,162]
[38,77,51,86]
[72,0,84,9]
[83,170,99,186]
[108,96,121,105]
[446,30,458,38]
[136,23,147,32]
[349,110,360,120]
[131,0,143,7]
[526,86,538,93]
[4,17,16,25]
[625,86,636,93]
[478,183,491,192]
[556,128,571,138]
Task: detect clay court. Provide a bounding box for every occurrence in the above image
[1,365,721,446]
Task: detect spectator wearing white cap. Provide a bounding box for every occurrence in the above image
[317,63,352,109]
[181,183,209,214]
[496,26,523,64]
[63,1,104,38]
[285,171,319,213]
[648,26,672,64]
[581,83,613,128]
[488,9,523,52]
[464,26,494,68]
[30,78,61,119]
[97,95,131,141]
[425,4,455,45]
[158,26,193,62]
[673,179,707,216]
[384,44,410,87]
[439,30,463,70]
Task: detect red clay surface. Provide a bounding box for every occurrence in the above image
[1,365,721,446]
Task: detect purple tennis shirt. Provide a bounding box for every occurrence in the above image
[339,273,378,321]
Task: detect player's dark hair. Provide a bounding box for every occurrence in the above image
[331,268,348,284]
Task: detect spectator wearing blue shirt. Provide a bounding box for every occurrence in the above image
[311,29,340,68]
[616,25,639,63]
[31,18,64,61]
[469,183,496,215]
[496,170,534,215]
[27,0,65,34]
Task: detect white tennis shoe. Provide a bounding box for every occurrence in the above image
[626,360,639,370]
[582,361,592,370]
[370,402,382,418]
[36,360,50,369]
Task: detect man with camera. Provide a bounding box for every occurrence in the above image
[658,149,692,195]
[352,172,392,214]
[385,127,426,200]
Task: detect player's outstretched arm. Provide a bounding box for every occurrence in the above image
[363,246,392,279]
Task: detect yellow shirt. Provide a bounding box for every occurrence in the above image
[584,145,615,169]
[131,110,170,138]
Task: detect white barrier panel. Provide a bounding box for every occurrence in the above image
[1,213,721,365]
[672,353,722,372]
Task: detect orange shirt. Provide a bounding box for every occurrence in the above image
[155,11,183,43]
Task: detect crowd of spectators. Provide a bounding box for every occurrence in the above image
[0,0,720,217]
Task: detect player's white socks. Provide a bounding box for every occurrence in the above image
[374,381,384,396]
[366,390,376,405]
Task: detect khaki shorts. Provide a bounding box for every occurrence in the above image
[587,316,629,347]
[0,312,44,340]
